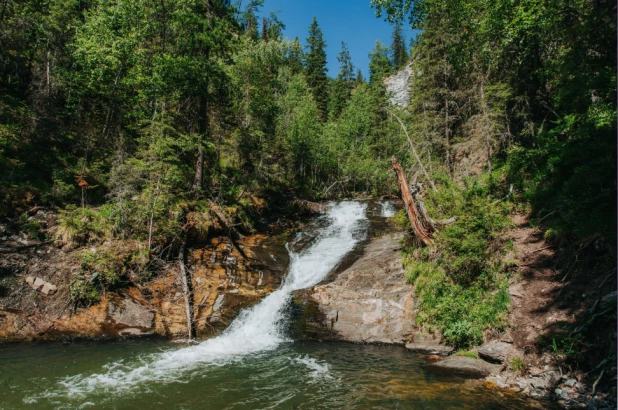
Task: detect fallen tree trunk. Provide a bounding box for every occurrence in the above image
[392,157,434,247]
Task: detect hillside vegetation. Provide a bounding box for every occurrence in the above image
[1,0,615,391]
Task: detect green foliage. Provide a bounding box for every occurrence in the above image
[391,209,411,231]
[456,351,479,359]
[505,111,616,246]
[305,17,329,121]
[58,205,117,245]
[70,248,123,304]
[509,356,525,374]
[390,23,408,69]
[403,175,512,348]
[70,243,151,304]
[368,40,392,84]
[69,277,101,305]
[18,213,45,241]
[549,334,585,363]
[427,175,512,284]
[371,0,616,252]
[329,42,355,119]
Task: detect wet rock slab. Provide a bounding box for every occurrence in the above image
[427,356,501,378]
[405,332,453,356]
[477,341,513,364]
[293,232,416,344]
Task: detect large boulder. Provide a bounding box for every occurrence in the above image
[427,356,501,378]
[478,341,513,364]
[292,233,416,345]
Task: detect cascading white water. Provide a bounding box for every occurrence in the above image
[380,201,396,217]
[59,201,367,395]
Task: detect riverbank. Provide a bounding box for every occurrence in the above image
[291,204,616,409]
[0,205,300,342]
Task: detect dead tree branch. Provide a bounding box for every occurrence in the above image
[392,157,434,247]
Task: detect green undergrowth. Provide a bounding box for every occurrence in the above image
[69,243,150,305]
[400,172,514,348]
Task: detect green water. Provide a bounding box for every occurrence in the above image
[0,339,550,409]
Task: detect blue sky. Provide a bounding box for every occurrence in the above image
[259,0,418,78]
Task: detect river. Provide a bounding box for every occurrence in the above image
[0,201,548,409]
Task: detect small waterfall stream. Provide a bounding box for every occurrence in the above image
[60,201,368,394]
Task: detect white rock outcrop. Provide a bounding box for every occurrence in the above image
[384,62,412,107]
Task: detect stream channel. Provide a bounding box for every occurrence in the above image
[0,201,550,409]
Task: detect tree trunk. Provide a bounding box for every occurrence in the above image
[178,232,194,340]
[392,157,434,247]
[193,145,204,194]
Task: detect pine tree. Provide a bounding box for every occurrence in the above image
[330,41,355,119]
[356,68,365,85]
[287,37,305,74]
[391,23,408,69]
[409,36,416,55]
[368,40,392,83]
[242,0,264,41]
[305,16,329,121]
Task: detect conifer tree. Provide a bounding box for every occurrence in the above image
[305,16,329,121]
[242,0,264,41]
[287,37,305,74]
[368,40,392,83]
[391,22,408,69]
[356,68,365,85]
[329,42,355,119]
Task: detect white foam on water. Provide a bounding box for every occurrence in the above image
[380,201,396,217]
[54,201,367,396]
[293,355,333,380]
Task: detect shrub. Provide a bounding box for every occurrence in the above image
[70,246,130,305]
[509,356,525,374]
[57,204,117,245]
[390,209,410,231]
[403,172,512,348]
[18,213,44,240]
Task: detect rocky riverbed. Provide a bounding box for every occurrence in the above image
[289,210,616,410]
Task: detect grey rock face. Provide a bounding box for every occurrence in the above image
[293,233,415,344]
[384,63,412,107]
[427,356,501,378]
[478,341,513,363]
[108,298,154,330]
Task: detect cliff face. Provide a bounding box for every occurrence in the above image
[384,63,412,107]
[0,219,290,341]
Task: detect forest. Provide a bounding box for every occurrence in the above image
[0,0,616,405]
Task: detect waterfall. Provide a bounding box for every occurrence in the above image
[380,200,396,217]
[60,201,368,394]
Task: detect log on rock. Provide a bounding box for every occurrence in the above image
[392,157,434,247]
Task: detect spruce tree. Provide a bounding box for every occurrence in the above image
[330,41,355,119]
[391,23,408,69]
[287,37,305,74]
[356,68,365,85]
[368,40,392,83]
[305,16,329,121]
